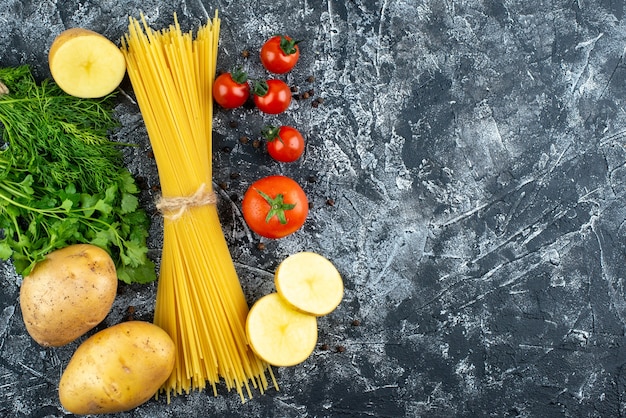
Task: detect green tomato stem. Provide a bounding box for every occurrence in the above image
[231,67,249,84]
[279,36,301,55]
[257,189,296,224]
[252,80,269,97]
[261,125,283,143]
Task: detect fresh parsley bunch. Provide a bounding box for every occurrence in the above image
[0,65,156,283]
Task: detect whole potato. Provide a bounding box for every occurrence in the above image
[19,244,118,347]
[59,320,176,414]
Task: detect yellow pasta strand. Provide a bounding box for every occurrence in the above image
[121,11,278,402]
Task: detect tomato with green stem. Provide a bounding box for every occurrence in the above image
[252,79,292,114]
[213,68,250,109]
[242,175,308,239]
[260,35,301,74]
[263,125,305,163]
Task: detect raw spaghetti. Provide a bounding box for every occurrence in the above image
[121,12,277,401]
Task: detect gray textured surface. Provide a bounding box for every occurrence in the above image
[1,0,626,417]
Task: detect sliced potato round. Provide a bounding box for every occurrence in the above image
[49,28,126,98]
[274,251,343,316]
[246,292,317,367]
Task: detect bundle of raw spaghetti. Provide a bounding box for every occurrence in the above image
[121,12,277,401]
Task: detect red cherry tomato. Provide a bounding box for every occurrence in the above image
[213,68,250,109]
[252,79,292,114]
[242,175,308,239]
[260,35,300,74]
[263,125,305,163]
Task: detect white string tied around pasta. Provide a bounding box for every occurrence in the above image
[156,183,217,221]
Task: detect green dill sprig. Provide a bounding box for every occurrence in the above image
[0,66,122,192]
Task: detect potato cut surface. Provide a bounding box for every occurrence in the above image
[275,251,344,316]
[246,292,317,367]
[49,28,126,98]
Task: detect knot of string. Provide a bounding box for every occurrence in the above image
[156,183,216,220]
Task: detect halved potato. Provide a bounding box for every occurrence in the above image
[274,252,343,316]
[246,292,317,367]
[49,28,126,98]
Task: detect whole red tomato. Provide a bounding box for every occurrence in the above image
[263,125,305,163]
[252,79,292,114]
[213,68,250,109]
[260,35,300,74]
[242,175,308,239]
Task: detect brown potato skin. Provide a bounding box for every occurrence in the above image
[19,244,117,347]
[58,321,176,414]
